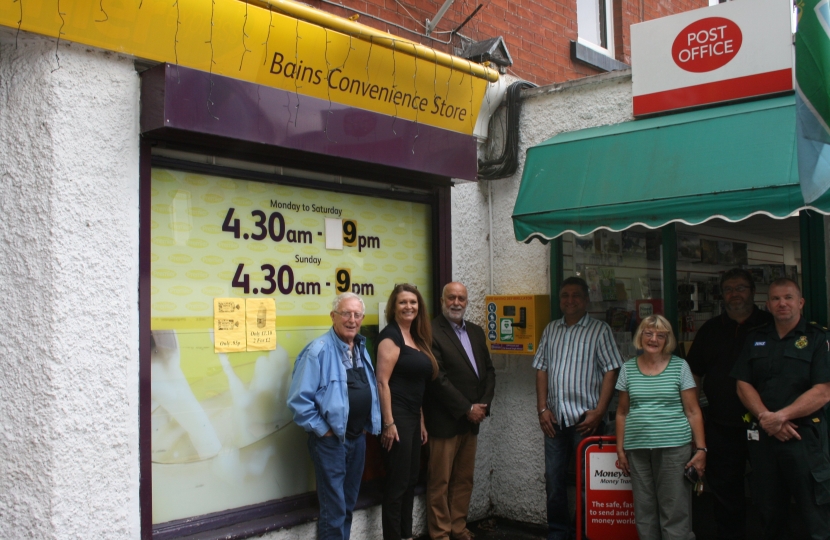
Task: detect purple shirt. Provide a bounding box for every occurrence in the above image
[450,319,479,378]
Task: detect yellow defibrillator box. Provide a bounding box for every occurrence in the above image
[484,295,551,355]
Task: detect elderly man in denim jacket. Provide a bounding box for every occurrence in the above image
[288,292,382,540]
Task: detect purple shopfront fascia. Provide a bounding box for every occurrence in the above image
[140,63,478,181]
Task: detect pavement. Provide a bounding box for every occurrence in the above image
[416,492,809,539]
[415,518,546,540]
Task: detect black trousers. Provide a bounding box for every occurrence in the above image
[748,423,830,540]
[706,421,749,540]
[382,412,421,540]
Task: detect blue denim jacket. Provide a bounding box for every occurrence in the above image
[287,327,381,442]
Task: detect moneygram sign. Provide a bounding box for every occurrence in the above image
[576,437,637,540]
[631,0,793,116]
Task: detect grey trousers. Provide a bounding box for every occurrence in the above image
[627,444,695,540]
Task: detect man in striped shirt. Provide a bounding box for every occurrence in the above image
[533,276,623,540]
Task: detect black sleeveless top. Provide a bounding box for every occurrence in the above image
[377,321,434,416]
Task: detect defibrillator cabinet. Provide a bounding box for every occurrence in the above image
[484,295,551,355]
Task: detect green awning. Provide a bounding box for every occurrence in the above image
[512,95,830,243]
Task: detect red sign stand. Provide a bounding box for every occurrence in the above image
[576,436,638,540]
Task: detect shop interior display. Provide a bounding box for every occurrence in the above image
[565,216,801,360]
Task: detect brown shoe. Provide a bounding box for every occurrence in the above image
[452,530,475,540]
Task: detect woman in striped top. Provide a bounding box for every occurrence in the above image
[615,315,706,540]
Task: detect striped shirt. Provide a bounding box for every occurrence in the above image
[532,314,623,427]
[615,356,696,450]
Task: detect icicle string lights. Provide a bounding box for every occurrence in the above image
[52,0,65,72]
[206,0,219,119]
[323,27,334,141]
[366,35,372,82]
[390,39,397,135]
[95,0,109,22]
[13,0,21,48]
[172,0,180,66]
[411,47,419,154]
[239,0,251,70]
[262,4,273,65]
[291,17,301,127]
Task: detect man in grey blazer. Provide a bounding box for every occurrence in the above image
[424,282,496,540]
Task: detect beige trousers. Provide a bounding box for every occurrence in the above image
[426,432,478,540]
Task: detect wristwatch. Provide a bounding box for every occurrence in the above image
[695,447,708,453]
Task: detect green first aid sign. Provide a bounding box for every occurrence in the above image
[500,318,514,342]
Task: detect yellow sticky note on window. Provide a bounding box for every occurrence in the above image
[246,298,277,352]
[214,298,246,353]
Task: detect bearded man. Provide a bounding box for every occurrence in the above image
[423,282,496,540]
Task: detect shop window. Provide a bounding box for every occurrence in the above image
[563,226,665,361]
[673,216,800,355]
[577,0,614,56]
[563,217,803,362]
[148,166,433,528]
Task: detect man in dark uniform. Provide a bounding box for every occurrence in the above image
[687,268,772,540]
[732,278,830,540]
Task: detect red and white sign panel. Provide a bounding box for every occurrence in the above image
[585,448,637,539]
[577,438,638,540]
[631,0,793,116]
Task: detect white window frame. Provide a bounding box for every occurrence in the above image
[577,0,615,58]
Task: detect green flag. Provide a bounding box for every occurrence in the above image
[797,0,830,203]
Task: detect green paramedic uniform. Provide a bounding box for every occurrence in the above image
[731,317,830,540]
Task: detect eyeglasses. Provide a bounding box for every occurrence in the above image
[643,331,668,340]
[722,285,750,294]
[334,311,364,320]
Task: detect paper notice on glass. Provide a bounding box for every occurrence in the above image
[246,298,277,351]
[214,298,246,353]
[325,218,344,250]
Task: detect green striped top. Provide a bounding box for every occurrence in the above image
[615,355,696,450]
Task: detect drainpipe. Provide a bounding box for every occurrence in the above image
[474,76,508,141]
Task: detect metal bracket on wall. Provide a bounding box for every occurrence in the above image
[426,0,455,35]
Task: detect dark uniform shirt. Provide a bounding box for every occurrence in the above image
[730,317,830,532]
[731,317,830,415]
[687,307,773,427]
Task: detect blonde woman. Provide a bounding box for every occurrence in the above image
[615,315,706,540]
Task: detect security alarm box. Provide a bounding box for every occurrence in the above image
[484,295,551,355]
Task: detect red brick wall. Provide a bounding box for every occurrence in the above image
[614,0,708,65]
[309,0,708,85]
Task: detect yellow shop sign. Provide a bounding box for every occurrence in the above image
[1,0,498,134]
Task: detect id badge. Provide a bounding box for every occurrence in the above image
[747,429,760,441]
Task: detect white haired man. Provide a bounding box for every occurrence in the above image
[287,292,382,540]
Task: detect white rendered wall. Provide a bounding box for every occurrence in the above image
[0,31,141,539]
[452,71,635,524]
